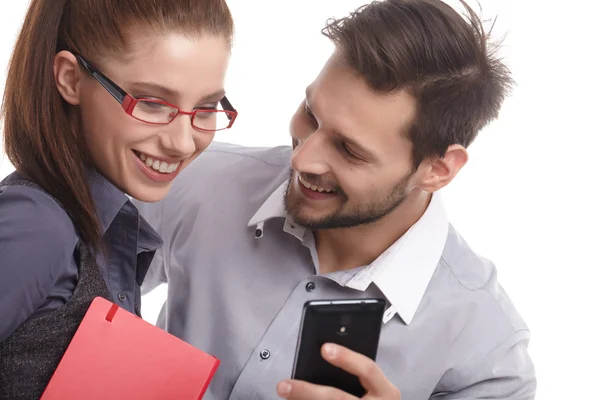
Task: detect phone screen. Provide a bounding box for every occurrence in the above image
[291,299,386,396]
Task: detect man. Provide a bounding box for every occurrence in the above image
[135,0,536,398]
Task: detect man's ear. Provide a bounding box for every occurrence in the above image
[54,51,82,106]
[416,144,469,192]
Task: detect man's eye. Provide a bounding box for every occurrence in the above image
[340,143,362,161]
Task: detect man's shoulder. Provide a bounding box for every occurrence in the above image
[200,141,291,170]
[172,141,291,196]
[155,142,291,222]
[437,225,528,334]
[426,225,535,396]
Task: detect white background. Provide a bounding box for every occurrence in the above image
[1,1,598,398]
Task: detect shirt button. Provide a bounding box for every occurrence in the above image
[118,292,127,302]
[260,349,271,360]
[305,282,316,292]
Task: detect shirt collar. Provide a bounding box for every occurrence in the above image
[346,193,448,325]
[87,169,129,235]
[138,214,163,252]
[87,170,162,251]
[248,182,288,227]
[248,180,448,325]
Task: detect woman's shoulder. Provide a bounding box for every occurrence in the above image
[0,172,80,341]
[0,172,77,241]
[0,171,79,274]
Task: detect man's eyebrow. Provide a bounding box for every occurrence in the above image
[305,86,378,161]
[332,129,378,160]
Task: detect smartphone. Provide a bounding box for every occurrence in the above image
[291,298,386,396]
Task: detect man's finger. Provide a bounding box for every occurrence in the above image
[276,379,359,400]
[321,343,398,397]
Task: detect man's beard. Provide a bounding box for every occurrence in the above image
[284,169,414,230]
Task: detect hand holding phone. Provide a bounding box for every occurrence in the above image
[291,299,386,396]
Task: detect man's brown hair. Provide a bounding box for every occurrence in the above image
[322,0,513,166]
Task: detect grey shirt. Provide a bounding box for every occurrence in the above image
[0,170,162,342]
[136,142,536,400]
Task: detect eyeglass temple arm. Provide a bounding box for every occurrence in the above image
[78,54,236,122]
[75,55,127,104]
[220,96,236,121]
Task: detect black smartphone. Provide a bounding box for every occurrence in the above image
[291,298,386,396]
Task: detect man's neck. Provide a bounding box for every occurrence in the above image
[314,191,431,274]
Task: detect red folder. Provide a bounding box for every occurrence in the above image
[40,297,219,399]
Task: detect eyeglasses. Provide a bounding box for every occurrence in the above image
[75,54,237,132]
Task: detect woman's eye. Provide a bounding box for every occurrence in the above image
[196,103,219,111]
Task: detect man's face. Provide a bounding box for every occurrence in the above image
[285,53,421,229]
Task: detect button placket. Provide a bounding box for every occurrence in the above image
[228,280,317,399]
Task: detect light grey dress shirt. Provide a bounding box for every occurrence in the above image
[134,142,536,400]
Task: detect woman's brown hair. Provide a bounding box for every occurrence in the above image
[2,0,234,253]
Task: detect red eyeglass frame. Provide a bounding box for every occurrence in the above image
[75,54,238,131]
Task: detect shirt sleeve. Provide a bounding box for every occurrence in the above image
[432,329,536,399]
[0,184,78,342]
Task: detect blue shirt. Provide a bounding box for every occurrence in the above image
[0,170,162,342]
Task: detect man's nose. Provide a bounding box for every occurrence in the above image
[290,130,330,177]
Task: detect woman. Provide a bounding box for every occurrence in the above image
[0,0,235,398]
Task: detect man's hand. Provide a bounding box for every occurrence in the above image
[277,343,401,400]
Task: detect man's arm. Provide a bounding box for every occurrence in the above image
[432,330,536,399]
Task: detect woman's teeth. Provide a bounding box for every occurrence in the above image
[138,152,180,174]
[298,174,333,193]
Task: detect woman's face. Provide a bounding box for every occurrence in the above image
[56,32,231,202]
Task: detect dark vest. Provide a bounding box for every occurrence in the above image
[0,180,114,400]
